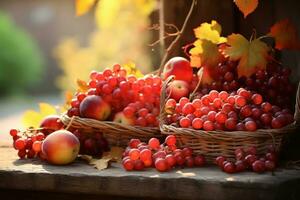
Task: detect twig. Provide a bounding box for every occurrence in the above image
[158,0,196,75]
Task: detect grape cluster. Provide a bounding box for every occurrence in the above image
[9,128,46,159]
[198,60,296,110]
[165,88,294,131]
[68,64,161,127]
[215,146,277,173]
[72,129,109,156]
[122,135,206,172]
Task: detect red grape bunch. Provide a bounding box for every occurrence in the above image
[9,128,46,159]
[67,64,162,127]
[196,59,296,110]
[215,146,277,174]
[122,135,206,172]
[165,88,294,131]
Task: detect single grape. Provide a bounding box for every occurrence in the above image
[194,155,205,167]
[10,129,18,137]
[15,138,26,150]
[215,112,227,124]
[165,154,176,167]
[129,148,140,161]
[134,159,145,171]
[225,118,237,130]
[245,121,257,131]
[252,160,266,173]
[155,158,169,172]
[148,138,160,150]
[140,149,152,162]
[203,121,214,131]
[223,162,236,173]
[179,117,191,128]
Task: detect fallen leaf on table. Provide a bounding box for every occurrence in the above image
[223,33,269,78]
[103,146,124,162]
[268,19,300,50]
[234,0,258,18]
[90,157,112,170]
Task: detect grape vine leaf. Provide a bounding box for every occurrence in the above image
[75,0,97,16]
[234,0,258,18]
[189,21,226,68]
[223,33,269,77]
[190,39,223,68]
[268,19,300,50]
[22,103,58,128]
[193,20,227,44]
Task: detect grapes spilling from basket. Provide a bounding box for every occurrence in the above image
[67,64,162,127]
[215,146,278,173]
[122,135,206,172]
[164,88,294,131]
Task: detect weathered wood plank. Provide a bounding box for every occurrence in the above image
[1,147,300,200]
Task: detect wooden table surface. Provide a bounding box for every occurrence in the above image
[1,146,300,200]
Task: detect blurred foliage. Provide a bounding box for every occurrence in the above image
[0,12,44,96]
[54,0,156,91]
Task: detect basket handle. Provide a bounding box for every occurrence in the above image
[295,81,300,126]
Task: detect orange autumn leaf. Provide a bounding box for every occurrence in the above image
[77,79,89,93]
[268,19,300,50]
[223,34,269,77]
[234,0,258,18]
[75,0,97,16]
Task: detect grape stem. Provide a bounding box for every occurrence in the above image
[158,0,196,75]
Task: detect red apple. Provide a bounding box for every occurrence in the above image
[167,80,189,101]
[40,115,64,135]
[41,130,80,165]
[162,57,193,83]
[80,95,111,120]
[113,112,135,125]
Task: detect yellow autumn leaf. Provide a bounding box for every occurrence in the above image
[193,20,227,44]
[22,103,58,128]
[123,61,144,78]
[223,34,269,77]
[75,0,97,16]
[234,0,258,18]
[77,79,89,93]
[189,39,223,67]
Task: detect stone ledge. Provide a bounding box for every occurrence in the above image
[0,147,300,200]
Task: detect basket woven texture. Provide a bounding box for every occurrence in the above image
[61,114,161,148]
[160,78,300,163]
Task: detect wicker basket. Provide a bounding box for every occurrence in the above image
[61,114,161,148]
[159,77,300,163]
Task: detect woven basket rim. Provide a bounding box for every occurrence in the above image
[60,113,160,132]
